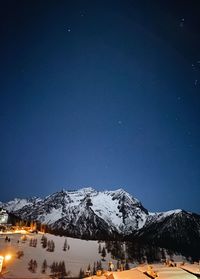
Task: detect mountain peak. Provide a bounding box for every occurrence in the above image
[77,187,96,193]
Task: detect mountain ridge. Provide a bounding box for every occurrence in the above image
[0,187,149,235]
[1,187,200,258]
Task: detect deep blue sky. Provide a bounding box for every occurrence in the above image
[1,1,200,213]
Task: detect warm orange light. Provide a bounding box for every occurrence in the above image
[4,254,12,261]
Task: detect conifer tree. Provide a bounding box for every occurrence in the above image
[55,262,59,274]
[101,247,106,260]
[161,248,166,260]
[98,243,102,253]
[28,259,37,273]
[63,238,67,251]
[47,240,51,251]
[33,260,37,272]
[41,259,47,274]
[93,262,96,275]
[60,261,67,277]
[28,259,34,272]
[125,259,130,270]
[29,238,33,246]
[51,261,56,274]
[117,260,120,270]
[41,235,47,248]
[47,240,55,252]
[41,234,45,243]
[51,240,55,251]
[79,267,84,279]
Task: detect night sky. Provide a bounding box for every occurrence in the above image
[1,1,200,213]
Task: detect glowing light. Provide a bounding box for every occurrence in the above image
[0,256,4,273]
[4,254,11,261]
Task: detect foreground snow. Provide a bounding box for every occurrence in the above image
[181,262,200,276]
[86,265,199,279]
[0,232,115,278]
[137,264,198,279]
[0,231,197,279]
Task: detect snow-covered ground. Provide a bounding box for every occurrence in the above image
[137,264,198,279]
[86,269,148,279]
[0,231,197,279]
[181,262,200,276]
[0,232,115,278]
[86,265,198,279]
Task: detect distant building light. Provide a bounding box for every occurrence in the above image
[5,254,12,261]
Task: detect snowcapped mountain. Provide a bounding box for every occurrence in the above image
[0,197,41,212]
[135,209,200,242]
[129,209,200,259]
[1,187,200,256]
[0,188,148,237]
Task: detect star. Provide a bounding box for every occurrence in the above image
[64,25,71,32]
[179,18,185,28]
[118,120,122,125]
[80,11,85,17]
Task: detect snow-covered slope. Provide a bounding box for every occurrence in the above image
[0,232,115,278]
[0,197,41,212]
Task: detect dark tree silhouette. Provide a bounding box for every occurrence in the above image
[93,262,96,275]
[98,243,102,253]
[41,235,47,248]
[28,259,37,273]
[125,259,130,270]
[41,259,47,274]
[63,238,68,251]
[101,247,106,260]
[79,267,84,279]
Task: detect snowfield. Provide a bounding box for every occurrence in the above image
[0,231,197,279]
[0,232,115,278]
